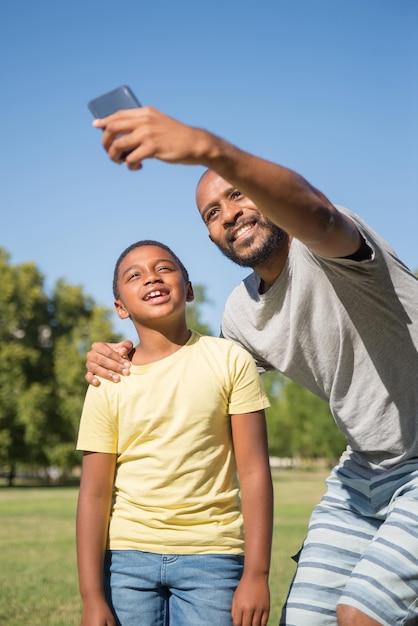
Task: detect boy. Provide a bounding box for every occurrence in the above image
[76,240,273,626]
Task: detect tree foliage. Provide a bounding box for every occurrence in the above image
[186,283,214,336]
[263,371,347,460]
[0,249,121,484]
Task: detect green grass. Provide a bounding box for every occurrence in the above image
[269,469,328,623]
[0,487,80,626]
[0,470,328,625]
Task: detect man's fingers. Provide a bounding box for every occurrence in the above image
[85,366,122,385]
[85,371,101,387]
[85,342,132,387]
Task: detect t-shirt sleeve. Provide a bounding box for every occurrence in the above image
[227,344,270,415]
[76,381,118,453]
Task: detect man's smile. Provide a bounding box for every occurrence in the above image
[228,220,258,244]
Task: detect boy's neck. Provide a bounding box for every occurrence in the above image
[130,325,192,366]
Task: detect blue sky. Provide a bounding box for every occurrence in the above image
[2,0,417,340]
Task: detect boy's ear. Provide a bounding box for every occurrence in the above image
[186,281,194,302]
[114,299,131,320]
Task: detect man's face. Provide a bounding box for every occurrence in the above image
[196,171,286,268]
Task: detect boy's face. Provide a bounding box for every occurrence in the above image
[114,245,194,323]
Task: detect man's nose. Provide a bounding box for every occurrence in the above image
[220,201,243,226]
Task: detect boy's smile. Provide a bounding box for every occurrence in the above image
[143,288,170,303]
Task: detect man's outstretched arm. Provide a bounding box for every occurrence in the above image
[93,106,361,259]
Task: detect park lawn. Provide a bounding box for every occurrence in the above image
[0,487,80,626]
[0,469,328,626]
[270,469,328,623]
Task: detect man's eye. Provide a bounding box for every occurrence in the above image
[231,190,243,199]
[206,208,219,223]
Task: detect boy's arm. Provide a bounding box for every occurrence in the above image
[231,410,273,626]
[76,451,117,626]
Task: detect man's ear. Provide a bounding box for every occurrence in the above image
[114,299,131,320]
[186,281,194,302]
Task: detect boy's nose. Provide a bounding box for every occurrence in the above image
[144,274,162,285]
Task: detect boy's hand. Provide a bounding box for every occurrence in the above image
[231,573,270,626]
[85,341,134,386]
[80,596,116,625]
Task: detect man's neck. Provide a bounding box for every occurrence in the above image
[255,237,291,294]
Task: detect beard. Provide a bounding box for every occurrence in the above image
[215,217,287,268]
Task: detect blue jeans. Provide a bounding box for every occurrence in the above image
[104,550,244,626]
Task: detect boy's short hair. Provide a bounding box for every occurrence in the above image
[113,240,190,299]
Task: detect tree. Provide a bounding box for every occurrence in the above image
[262,371,293,456]
[186,284,214,335]
[0,249,120,484]
[48,279,122,469]
[263,371,347,461]
[0,249,53,483]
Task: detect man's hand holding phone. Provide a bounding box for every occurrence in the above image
[88,85,142,162]
[89,85,212,171]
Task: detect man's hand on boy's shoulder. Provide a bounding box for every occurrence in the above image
[85,340,134,386]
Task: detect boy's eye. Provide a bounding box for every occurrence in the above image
[127,271,140,281]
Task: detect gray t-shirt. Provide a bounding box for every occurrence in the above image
[221,207,418,475]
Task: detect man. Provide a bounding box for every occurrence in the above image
[86,106,418,626]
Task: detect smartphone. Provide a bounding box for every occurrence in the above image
[88,85,141,160]
[88,85,141,118]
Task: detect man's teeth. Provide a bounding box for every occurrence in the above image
[235,225,252,239]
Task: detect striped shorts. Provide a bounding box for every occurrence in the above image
[279,463,418,626]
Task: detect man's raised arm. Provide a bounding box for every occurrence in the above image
[93,106,361,259]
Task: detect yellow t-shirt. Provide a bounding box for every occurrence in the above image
[77,331,269,555]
